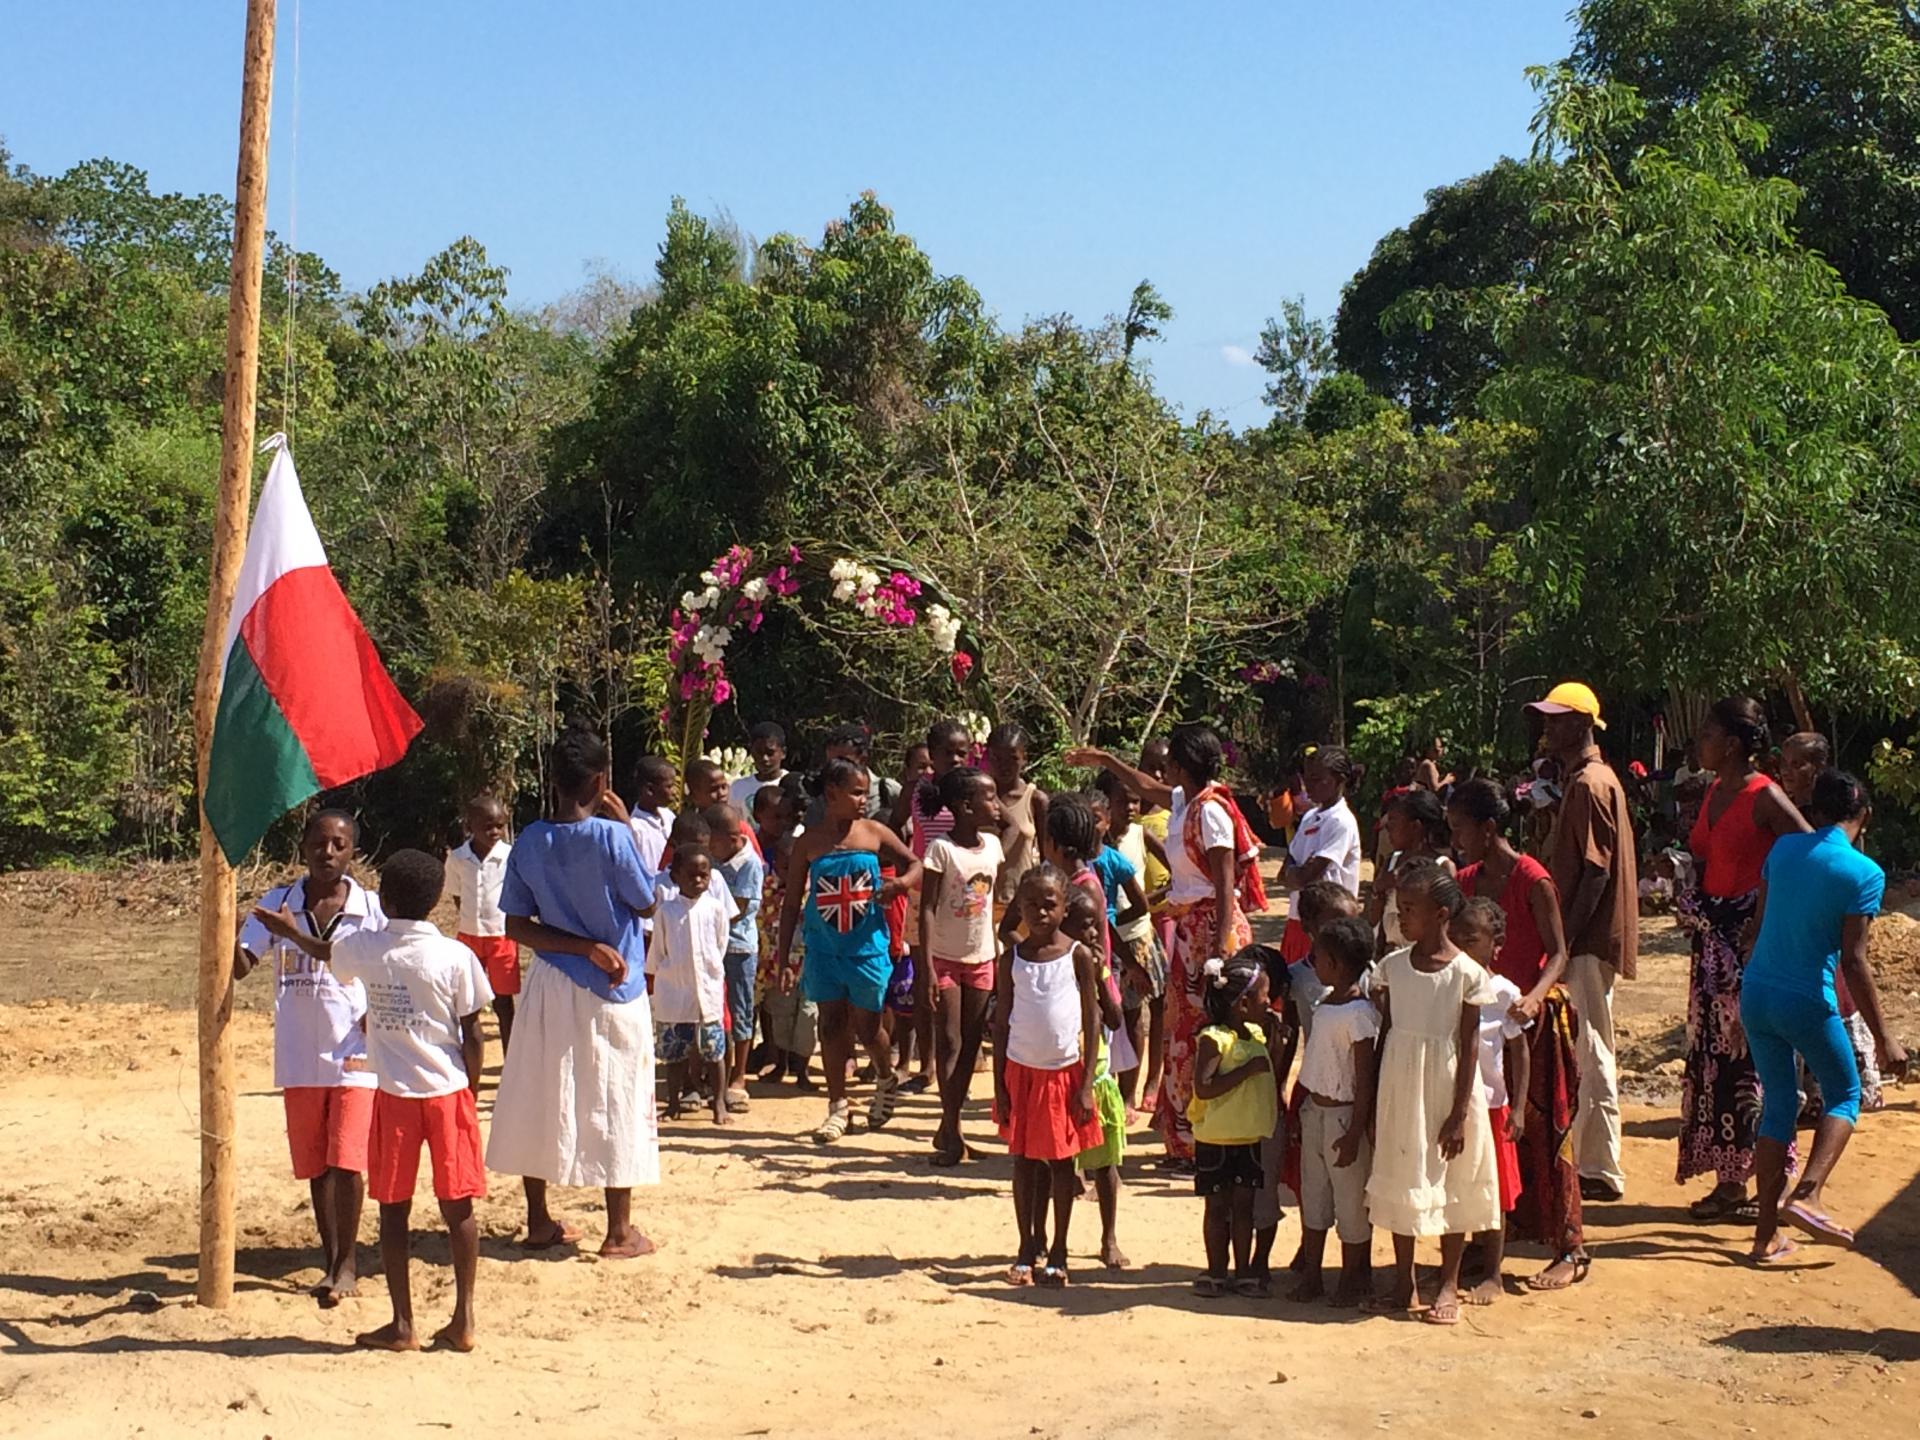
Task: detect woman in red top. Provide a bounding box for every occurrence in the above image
[1677,697,1809,1219]
[1449,777,1587,1291]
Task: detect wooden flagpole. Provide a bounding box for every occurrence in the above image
[192,0,277,1310]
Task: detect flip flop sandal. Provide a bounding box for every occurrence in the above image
[867,1075,900,1130]
[1038,1265,1070,1289]
[1783,1201,1856,1248]
[1422,1300,1461,1326]
[813,1103,851,1144]
[520,1222,582,1252]
[1524,1254,1592,1292]
[1192,1275,1229,1299]
[930,1145,966,1168]
[1688,1189,1750,1222]
[1006,1263,1036,1287]
[1234,1277,1271,1299]
[1748,1238,1798,1267]
[725,1089,751,1112]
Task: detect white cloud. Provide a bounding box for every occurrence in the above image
[1221,344,1256,368]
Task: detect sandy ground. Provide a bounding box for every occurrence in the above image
[4,868,1920,1438]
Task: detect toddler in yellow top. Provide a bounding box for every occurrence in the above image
[1187,952,1282,1296]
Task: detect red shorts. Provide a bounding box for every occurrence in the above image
[460,934,521,997]
[931,955,995,992]
[1490,1104,1523,1213]
[367,1088,488,1205]
[283,1084,374,1180]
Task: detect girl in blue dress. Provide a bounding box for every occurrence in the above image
[775,758,922,1142]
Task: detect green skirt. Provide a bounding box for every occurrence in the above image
[1076,1069,1127,1172]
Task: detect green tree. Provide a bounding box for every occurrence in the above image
[1484,69,1920,711]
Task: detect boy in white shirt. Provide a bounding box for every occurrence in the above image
[729,721,790,811]
[647,846,735,1124]
[254,848,492,1354]
[448,795,518,1052]
[234,809,385,1309]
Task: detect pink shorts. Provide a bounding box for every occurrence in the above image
[460,934,521,997]
[931,955,995,992]
[367,1088,487,1205]
[283,1084,374,1180]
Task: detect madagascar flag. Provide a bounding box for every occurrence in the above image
[204,440,422,864]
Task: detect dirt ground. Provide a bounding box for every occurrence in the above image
[5,863,1920,1439]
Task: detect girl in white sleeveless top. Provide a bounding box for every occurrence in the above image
[992,864,1104,1288]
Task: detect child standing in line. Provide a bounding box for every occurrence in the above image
[1366,861,1502,1325]
[730,721,790,812]
[1066,886,1130,1270]
[994,865,1106,1288]
[627,755,679,879]
[1268,880,1364,1277]
[234,808,385,1309]
[1188,952,1282,1297]
[1450,897,1529,1306]
[253,848,490,1352]
[986,722,1050,924]
[705,803,765,1113]
[896,721,973,1091]
[647,846,736,1125]
[1136,739,1175,1112]
[754,783,816,1087]
[449,794,518,1054]
[1288,914,1378,1307]
[1095,771,1166,1115]
[922,765,1005,1166]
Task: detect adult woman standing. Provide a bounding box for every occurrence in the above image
[1677,697,1809,1219]
[1448,778,1587,1290]
[1067,725,1265,1166]
[1743,770,1908,1261]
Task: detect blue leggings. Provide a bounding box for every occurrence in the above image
[1740,979,1860,1144]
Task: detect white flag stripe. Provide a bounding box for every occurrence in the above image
[219,446,329,664]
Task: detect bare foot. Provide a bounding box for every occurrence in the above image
[1099,1238,1129,1270]
[430,1319,476,1353]
[1365,1279,1416,1314]
[1464,1273,1503,1306]
[521,1220,581,1251]
[713,1106,733,1127]
[1287,1273,1326,1303]
[355,1320,420,1352]
[599,1226,658,1259]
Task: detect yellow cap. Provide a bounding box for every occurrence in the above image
[1527,681,1607,731]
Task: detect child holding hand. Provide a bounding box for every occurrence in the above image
[253,849,491,1353]
[1365,861,1502,1325]
[993,865,1106,1288]
[1188,952,1281,1297]
[1450,897,1529,1305]
[1288,914,1379,1307]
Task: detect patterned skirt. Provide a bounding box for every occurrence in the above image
[1156,900,1253,1161]
[1676,888,1767,1186]
[1511,987,1582,1253]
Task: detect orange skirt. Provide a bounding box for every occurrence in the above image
[996,1060,1106,1161]
[1490,1104,1523,1214]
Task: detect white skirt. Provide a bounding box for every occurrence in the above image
[485,957,660,1188]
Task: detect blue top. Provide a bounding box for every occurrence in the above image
[1091,845,1137,927]
[802,848,891,966]
[499,817,656,1003]
[720,848,764,955]
[1746,826,1884,1006]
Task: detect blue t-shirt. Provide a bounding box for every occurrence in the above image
[1091,845,1137,926]
[1745,826,1884,1005]
[720,848,764,955]
[499,817,656,1003]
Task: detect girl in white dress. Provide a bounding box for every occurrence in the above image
[1364,860,1501,1324]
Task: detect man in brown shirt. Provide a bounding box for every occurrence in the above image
[1529,682,1638,1203]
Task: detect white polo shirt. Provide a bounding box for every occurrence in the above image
[328,920,494,1098]
[447,838,511,938]
[239,876,385,1091]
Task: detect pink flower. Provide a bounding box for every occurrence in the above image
[712,677,733,704]
[788,545,803,565]
[950,652,974,685]
[889,572,921,598]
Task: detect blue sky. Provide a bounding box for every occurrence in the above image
[5,1,1573,423]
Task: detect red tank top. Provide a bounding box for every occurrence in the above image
[1689,772,1775,898]
[1460,854,1554,989]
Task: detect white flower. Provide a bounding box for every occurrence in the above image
[680,590,703,614]
[699,586,721,609]
[832,579,856,602]
[710,625,732,651]
[1202,956,1227,984]
[855,569,880,597]
[830,558,859,583]
[742,577,769,602]
[926,603,951,625]
[957,710,991,745]
[705,745,751,780]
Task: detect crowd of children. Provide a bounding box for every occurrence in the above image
[235,691,1913,1348]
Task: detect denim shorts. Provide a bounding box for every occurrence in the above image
[723,950,758,1043]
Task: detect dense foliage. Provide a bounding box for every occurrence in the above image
[3,2,1918,863]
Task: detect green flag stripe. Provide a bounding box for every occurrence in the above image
[205,642,321,865]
